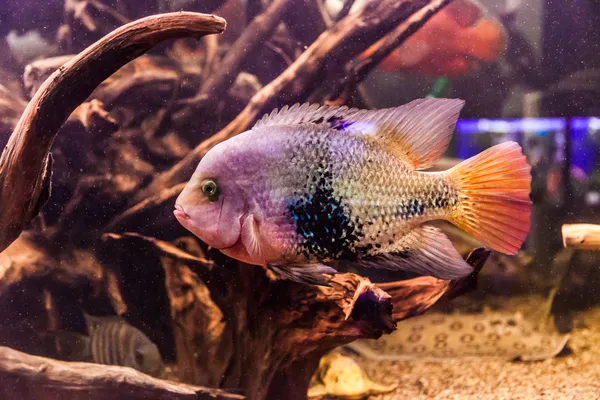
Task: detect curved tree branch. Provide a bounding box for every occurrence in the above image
[0,12,226,253]
[134,0,438,202]
[0,346,244,400]
[329,0,454,103]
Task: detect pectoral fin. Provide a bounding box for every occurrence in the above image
[267,263,338,286]
[354,225,474,280]
[46,331,91,361]
[241,214,264,262]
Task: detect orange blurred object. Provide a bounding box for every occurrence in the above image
[367,0,507,77]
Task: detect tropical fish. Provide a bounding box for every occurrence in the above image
[174,99,531,285]
[51,313,164,377]
[359,0,507,77]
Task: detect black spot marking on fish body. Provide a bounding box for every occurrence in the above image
[288,171,361,260]
[435,341,447,349]
[354,243,374,257]
[408,198,425,216]
[473,323,486,333]
[433,196,449,209]
[327,115,344,126]
[391,250,412,259]
[394,198,426,220]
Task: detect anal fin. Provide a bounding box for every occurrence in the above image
[355,225,475,280]
[268,263,338,286]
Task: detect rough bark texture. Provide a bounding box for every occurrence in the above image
[0,12,226,253]
[562,223,600,250]
[134,0,443,202]
[0,346,243,400]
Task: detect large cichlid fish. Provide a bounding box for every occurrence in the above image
[174,99,531,285]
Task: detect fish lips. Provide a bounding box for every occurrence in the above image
[174,202,242,250]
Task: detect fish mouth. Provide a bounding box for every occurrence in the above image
[173,203,241,251]
[173,204,189,220]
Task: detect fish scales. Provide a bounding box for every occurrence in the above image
[256,125,459,263]
[90,319,119,365]
[175,99,532,285]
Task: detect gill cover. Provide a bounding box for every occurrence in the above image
[175,178,245,250]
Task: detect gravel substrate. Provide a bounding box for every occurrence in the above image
[356,305,600,400]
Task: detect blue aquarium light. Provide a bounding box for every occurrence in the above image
[456,117,600,175]
[456,118,567,135]
[570,118,600,174]
[455,118,567,161]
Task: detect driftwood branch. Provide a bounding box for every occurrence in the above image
[98,233,488,400]
[329,0,453,103]
[104,182,187,233]
[193,0,290,104]
[0,346,243,400]
[0,4,491,400]
[378,248,488,321]
[0,12,226,253]
[562,224,600,250]
[135,0,438,202]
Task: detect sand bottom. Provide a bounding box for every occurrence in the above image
[355,304,600,400]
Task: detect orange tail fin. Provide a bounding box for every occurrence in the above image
[448,141,532,254]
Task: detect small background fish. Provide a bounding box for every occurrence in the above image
[49,313,164,377]
[351,0,507,77]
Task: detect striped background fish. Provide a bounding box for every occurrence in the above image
[52,313,163,377]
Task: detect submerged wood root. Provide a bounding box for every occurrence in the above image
[0,3,486,400]
[562,224,600,250]
[0,11,226,253]
[100,234,489,400]
[0,346,243,400]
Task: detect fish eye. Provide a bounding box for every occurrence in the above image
[135,349,144,365]
[201,179,219,201]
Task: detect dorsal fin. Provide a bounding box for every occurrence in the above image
[253,98,465,170]
[253,102,358,129]
[83,312,123,332]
